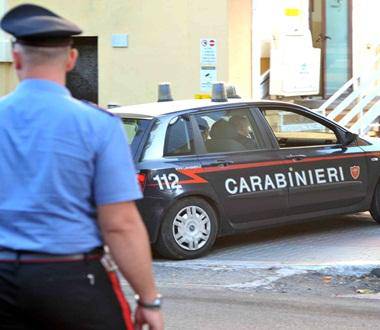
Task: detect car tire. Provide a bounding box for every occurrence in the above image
[370,183,380,224]
[154,197,218,260]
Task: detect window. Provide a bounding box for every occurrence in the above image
[194,108,261,153]
[262,109,338,148]
[121,118,151,154]
[140,119,167,161]
[164,116,194,156]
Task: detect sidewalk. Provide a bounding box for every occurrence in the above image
[155,212,380,276]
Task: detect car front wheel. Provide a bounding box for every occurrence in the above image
[154,197,218,260]
[370,183,380,224]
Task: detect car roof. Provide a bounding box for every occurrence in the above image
[110,99,305,119]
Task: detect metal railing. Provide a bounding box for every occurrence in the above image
[258,69,270,99]
[351,102,380,134]
[314,55,380,135]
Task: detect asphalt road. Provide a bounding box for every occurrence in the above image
[158,287,380,330]
[123,213,380,329]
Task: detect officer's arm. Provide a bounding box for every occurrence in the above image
[97,201,159,302]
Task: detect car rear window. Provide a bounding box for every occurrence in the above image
[164,116,194,156]
[122,118,151,154]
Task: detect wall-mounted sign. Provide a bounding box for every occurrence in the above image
[200,38,217,66]
[200,66,217,92]
[200,38,217,92]
[284,8,301,16]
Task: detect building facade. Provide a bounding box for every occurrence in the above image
[0,0,379,106]
[0,0,252,106]
[254,0,380,99]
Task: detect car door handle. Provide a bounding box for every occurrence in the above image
[209,160,235,167]
[286,154,307,161]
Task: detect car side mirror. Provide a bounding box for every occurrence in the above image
[342,131,357,146]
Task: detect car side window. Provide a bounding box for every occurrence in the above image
[261,109,338,148]
[194,108,261,153]
[140,119,167,161]
[164,116,194,156]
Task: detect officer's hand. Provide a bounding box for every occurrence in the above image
[134,306,164,330]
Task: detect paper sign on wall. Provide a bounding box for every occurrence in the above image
[200,38,217,92]
[200,66,217,92]
[200,38,217,66]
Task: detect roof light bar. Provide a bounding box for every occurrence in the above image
[107,102,121,109]
[158,82,174,102]
[211,82,228,102]
[226,85,241,99]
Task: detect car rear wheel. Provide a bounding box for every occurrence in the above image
[370,183,380,224]
[154,197,218,260]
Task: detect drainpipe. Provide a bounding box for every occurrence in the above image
[0,0,12,62]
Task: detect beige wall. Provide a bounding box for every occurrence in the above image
[1,0,252,106]
[228,0,252,97]
[0,65,13,95]
[352,0,380,79]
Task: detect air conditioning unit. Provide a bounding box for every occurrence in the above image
[270,30,320,97]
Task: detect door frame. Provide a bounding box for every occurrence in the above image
[67,36,99,104]
[310,0,353,98]
[321,0,353,98]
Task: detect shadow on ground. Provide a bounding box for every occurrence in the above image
[213,213,376,250]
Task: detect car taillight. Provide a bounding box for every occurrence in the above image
[137,173,147,191]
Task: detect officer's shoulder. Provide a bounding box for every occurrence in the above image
[79,100,116,117]
[0,92,14,106]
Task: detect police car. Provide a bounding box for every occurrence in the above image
[112,83,380,260]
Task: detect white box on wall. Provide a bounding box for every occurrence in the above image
[270,31,320,96]
[112,34,129,48]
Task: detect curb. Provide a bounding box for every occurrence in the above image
[154,260,380,276]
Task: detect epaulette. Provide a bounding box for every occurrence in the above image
[81,100,115,117]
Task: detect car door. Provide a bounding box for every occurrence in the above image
[191,106,288,228]
[136,114,204,243]
[259,105,369,215]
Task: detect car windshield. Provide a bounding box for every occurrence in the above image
[122,118,151,154]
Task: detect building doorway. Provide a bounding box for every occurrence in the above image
[310,0,352,98]
[67,37,98,104]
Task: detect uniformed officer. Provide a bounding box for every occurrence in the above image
[0,4,163,330]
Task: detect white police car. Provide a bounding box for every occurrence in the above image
[112,83,380,260]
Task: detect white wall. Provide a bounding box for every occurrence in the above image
[0,0,11,62]
[0,0,6,28]
[352,0,380,78]
[252,0,309,97]
[254,0,309,57]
